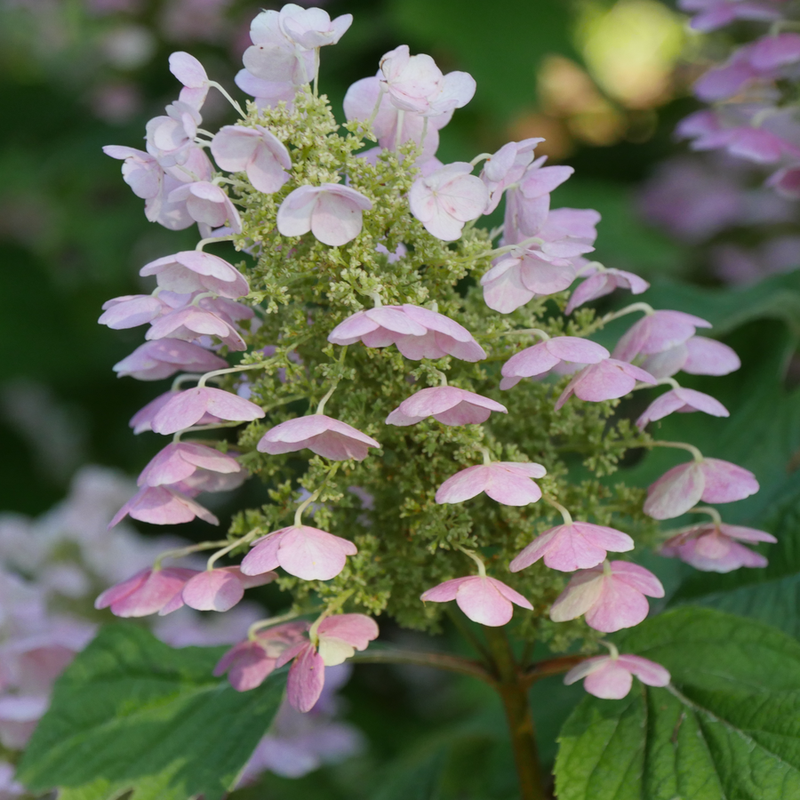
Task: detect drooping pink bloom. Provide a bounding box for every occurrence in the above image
[168,181,242,233]
[137,442,240,487]
[234,69,298,110]
[169,51,209,109]
[328,304,486,362]
[241,525,357,581]
[500,337,609,390]
[480,138,544,214]
[108,485,219,528]
[555,359,656,410]
[277,614,379,712]
[641,335,741,379]
[94,567,199,617]
[644,457,759,520]
[550,560,665,633]
[139,250,249,298]
[175,467,247,497]
[145,100,201,167]
[151,387,265,435]
[564,653,670,699]
[435,462,547,506]
[279,5,353,49]
[510,522,634,573]
[678,0,786,32]
[343,76,452,162]
[421,575,532,626]
[661,522,775,572]
[113,340,227,381]
[636,387,729,429]
[242,8,316,85]
[99,294,169,329]
[145,306,246,351]
[386,387,507,426]
[258,414,379,462]
[181,567,276,613]
[277,184,372,247]
[129,390,220,433]
[379,45,476,116]
[613,311,712,362]
[214,621,310,692]
[482,208,599,313]
[103,145,163,200]
[565,268,650,314]
[211,126,292,194]
[408,162,488,241]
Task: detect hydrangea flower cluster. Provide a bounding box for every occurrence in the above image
[99,3,775,725]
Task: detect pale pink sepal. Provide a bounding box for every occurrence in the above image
[286,643,326,713]
[509,522,634,573]
[555,359,656,410]
[138,442,241,487]
[181,567,276,613]
[421,575,532,627]
[140,250,249,298]
[211,125,291,194]
[613,310,712,362]
[435,462,547,506]
[565,269,650,314]
[241,525,357,581]
[257,414,379,461]
[113,340,227,381]
[151,387,265,435]
[501,337,608,389]
[94,567,199,617]
[661,522,775,572]
[108,485,218,528]
[644,458,759,520]
[564,654,670,699]
[549,561,664,633]
[636,387,729,429]
[386,386,506,426]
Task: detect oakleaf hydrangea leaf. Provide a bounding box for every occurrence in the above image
[555,607,800,800]
[16,623,285,800]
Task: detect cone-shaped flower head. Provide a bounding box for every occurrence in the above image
[480,138,543,214]
[137,442,241,487]
[500,337,609,390]
[277,184,372,247]
[408,162,488,241]
[565,268,650,314]
[168,181,242,232]
[328,304,486,362]
[636,387,729,429]
[151,387,265,435]
[113,340,227,381]
[108,485,219,528]
[661,522,775,572]
[277,614,379,712]
[139,251,249,298]
[258,414,379,462]
[214,621,309,692]
[211,126,292,194]
[644,457,759,520]
[241,525,358,581]
[421,575,533,626]
[181,567,276,613]
[510,522,634,573]
[550,561,664,633]
[94,567,199,617]
[379,45,476,116]
[436,462,546,506]
[613,310,712,362]
[386,387,507,426]
[564,653,670,699]
[641,336,741,379]
[555,359,656,410]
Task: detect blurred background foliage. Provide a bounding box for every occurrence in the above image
[1,0,798,798]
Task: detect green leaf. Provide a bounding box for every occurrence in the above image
[555,608,800,800]
[17,623,285,800]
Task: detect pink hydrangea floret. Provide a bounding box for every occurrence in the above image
[139,251,249,298]
[386,387,507,426]
[151,387,265,435]
[636,387,729,429]
[436,462,546,506]
[421,575,533,626]
[211,126,292,194]
[555,359,656,410]
[258,414,379,462]
[565,268,650,314]
[564,653,670,699]
[501,337,609,390]
[94,567,199,617]
[181,567,276,613]
[113,340,227,381]
[661,522,776,572]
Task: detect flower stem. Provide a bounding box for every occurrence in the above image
[483,627,545,800]
[349,648,494,684]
